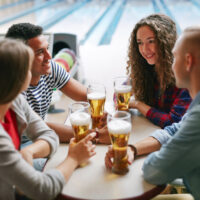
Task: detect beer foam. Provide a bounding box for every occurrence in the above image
[108,119,131,134]
[115,85,132,93]
[87,92,105,100]
[70,112,91,126]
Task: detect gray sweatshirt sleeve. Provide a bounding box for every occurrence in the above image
[12,95,59,156]
[0,128,66,200]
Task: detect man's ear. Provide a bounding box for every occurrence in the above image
[185,53,193,72]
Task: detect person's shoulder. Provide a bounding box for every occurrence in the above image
[183,104,200,130]
[11,94,29,112]
[12,94,26,105]
[50,60,70,79]
[189,104,200,115]
[51,60,62,70]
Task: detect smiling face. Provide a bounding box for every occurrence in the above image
[136,25,158,65]
[28,35,51,78]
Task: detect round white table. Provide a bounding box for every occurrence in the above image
[44,110,166,200]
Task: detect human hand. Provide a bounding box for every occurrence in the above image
[129,99,139,109]
[67,132,96,167]
[96,125,111,145]
[127,146,135,164]
[98,112,108,129]
[20,148,34,166]
[105,145,135,170]
[104,145,113,170]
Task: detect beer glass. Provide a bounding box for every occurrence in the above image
[87,83,106,129]
[107,111,132,174]
[69,102,91,142]
[114,76,132,111]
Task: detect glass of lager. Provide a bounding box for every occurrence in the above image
[107,111,132,174]
[114,76,132,111]
[87,83,106,129]
[69,102,91,143]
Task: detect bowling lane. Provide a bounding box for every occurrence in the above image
[46,0,111,42]
[47,0,155,46]
[0,0,73,33]
[164,0,200,31]
[0,0,34,22]
[111,0,154,46]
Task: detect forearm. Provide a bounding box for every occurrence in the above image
[22,139,51,158]
[130,100,151,116]
[134,136,161,156]
[47,122,74,143]
[56,156,77,182]
[137,102,151,116]
[60,78,87,101]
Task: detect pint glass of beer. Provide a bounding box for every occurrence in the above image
[87,83,106,129]
[107,111,132,174]
[114,76,132,111]
[69,102,91,142]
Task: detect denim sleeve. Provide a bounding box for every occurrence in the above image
[164,119,183,136]
[150,113,186,145]
[142,106,200,186]
[150,129,172,145]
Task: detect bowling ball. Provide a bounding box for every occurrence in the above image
[60,48,76,64]
[54,58,70,72]
[55,48,76,69]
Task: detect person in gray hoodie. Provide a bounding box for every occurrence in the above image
[0,39,96,200]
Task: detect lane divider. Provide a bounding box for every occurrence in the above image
[41,0,91,30]
[190,0,200,10]
[0,0,32,10]
[0,0,61,26]
[80,0,115,45]
[151,0,161,13]
[159,0,181,34]
[99,0,127,45]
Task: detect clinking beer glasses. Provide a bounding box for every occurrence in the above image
[107,111,132,174]
[69,102,91,143]
[114,76,132,111]
[87,83,106,129]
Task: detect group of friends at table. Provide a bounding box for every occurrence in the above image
[0,13,199,200]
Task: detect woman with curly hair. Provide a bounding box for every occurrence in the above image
[128,14,191,128]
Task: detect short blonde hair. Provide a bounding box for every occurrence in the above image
[0,39,33,104]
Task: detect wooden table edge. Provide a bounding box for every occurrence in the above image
[55,184,166,200]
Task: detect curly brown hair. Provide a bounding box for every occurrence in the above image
[127,14,177,106]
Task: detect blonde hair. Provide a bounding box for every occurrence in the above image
[182,26,200,53]
[0,39,33,104]
[127,14,177,106]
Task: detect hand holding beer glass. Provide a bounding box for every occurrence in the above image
[69,102,91,143]
[114,76,132,111]
[87,83,106,129]
[107,111,132,174]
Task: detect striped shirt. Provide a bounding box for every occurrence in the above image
[23,60,70,119]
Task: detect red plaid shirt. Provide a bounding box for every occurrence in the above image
[146,85,191,128]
